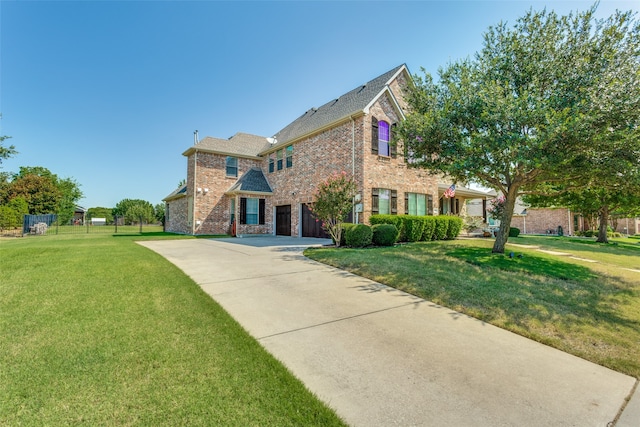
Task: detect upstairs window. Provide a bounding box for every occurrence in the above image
[276,149,283,170]
[268,154,274,173]
[226,156,238,177]
[285,145,293,168]
[371,117,397,157]
[378,121,390,156]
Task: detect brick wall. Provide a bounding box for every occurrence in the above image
[361,93,439,224]
[510,208,573,235]
[165,196,190,234]
[189,151,262,235]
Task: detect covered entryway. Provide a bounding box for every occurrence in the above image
[276,205,291,236]
[301,203,329,238]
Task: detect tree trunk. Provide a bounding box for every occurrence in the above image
[596,205,609,243]
[492,189,518,254]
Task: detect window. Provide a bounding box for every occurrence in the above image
[378,121,390,157]
[226,156,238,177]
[372,188,397,215]
[405,193,434,216]
[268,154,274,173]
[277,149,283,170]
[285,145,293,168]
[371,117,397,157]
[240,197,265,225]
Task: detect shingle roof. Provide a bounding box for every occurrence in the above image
[226,167,273,194]
[163,184,187,201]
[184,132,270,157]
[269,64,407,147]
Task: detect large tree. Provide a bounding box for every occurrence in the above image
[6,166,83,224]
[113,199,155,225]
[398,6,640,253]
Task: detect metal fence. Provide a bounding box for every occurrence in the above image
[0,214,164,237]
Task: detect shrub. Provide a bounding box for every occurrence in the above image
[370,215,405,241]
[433,217,448,240]
[421,217,436,241]
[372,224,398,246]
[403,216,425,242]
[509,227,520,237]
[345,224,373,248]
[584,230,596,237]
[446,216,463,239]
[0,206,22,229]
[339,223,357,246]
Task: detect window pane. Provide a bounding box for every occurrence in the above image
[246,198,259,225]
[417,194,426,216]
[408,193,417,215]
[277,149,283,170]
[378,121,390,157]
[226,156,238,177]
[286,145,293,168]
[378,189,390,215]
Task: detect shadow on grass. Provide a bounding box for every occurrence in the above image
[446,246,597,282]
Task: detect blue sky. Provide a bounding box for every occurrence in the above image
[1,0,637,209]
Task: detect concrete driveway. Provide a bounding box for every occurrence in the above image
[139,236,638,427]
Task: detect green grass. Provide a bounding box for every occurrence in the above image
[305,237,640,378]
[1,233,345,426]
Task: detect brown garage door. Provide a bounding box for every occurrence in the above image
[276,205,291,236]
[301,203,329,239]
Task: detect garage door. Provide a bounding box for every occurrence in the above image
[276,205,291,236]
[301,203,329,238]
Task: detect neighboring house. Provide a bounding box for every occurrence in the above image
[164,64,489,237]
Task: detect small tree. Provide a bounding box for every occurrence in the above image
[309,172,357,246]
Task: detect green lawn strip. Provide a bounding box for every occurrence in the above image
[1,234,345,426]
[305,240,640,378]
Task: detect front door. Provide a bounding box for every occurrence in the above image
[276,205,291,236]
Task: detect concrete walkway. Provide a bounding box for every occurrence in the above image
[139,237,638,427]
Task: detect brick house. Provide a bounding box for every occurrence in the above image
[164,64,488,237]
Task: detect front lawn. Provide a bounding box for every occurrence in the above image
[1,233,345,426]
[305,236,640,378]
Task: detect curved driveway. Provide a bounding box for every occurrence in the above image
[139,236,638,427]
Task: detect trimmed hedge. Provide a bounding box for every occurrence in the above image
[403,217,425,242]
[372,224,399,246]
[345,224,373,248]
[433,217,449,240]
[369,215,463,242]
[445,216,463,240]
[509,227,520,237]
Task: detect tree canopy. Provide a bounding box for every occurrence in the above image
[397,6,640,252]
[113,199,156,225]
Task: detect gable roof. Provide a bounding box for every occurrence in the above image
[163,184,187,201]
[226,167,273,195]
[266,64,409,150]
[183,132,270,158]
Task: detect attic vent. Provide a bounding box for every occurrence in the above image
[331,98,339,106]
[309,108,318,116]
[357,85,366,93]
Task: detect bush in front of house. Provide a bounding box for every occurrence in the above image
[403,216,425,242]
[421,217,436,241]
[370,214,405,241]
[372,224,399,246]
[339,223,357,246]
[509,227,521,237]
[433,216,449,240]
[445,216,463,239]
[345,224,373,248]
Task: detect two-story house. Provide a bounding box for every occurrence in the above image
[164,64,487,237]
